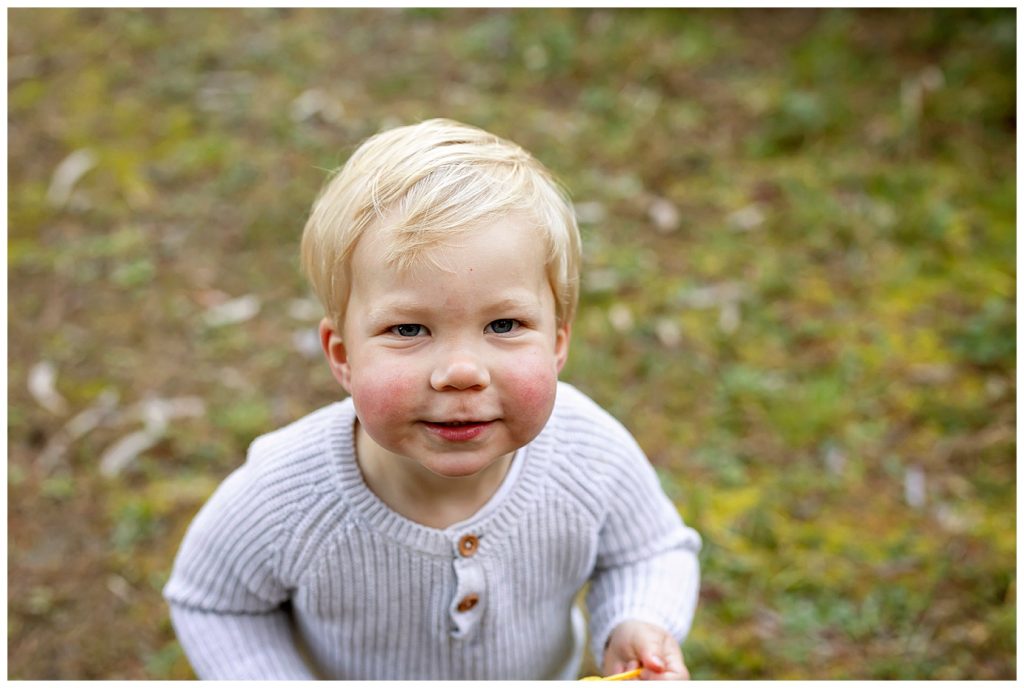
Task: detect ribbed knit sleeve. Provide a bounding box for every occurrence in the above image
[586,549,700,667]
[168,606,315,679]
[562,390,702,667]
[162,421,331,680]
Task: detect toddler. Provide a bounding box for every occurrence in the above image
[163,118,702,680]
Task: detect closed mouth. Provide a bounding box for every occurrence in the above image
[426,420,491,427]
[422,419,494,442]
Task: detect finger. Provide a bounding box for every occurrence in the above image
[608,659,638,679]
[637,631,670,678]
[639,658,666,680]
[646,662,687,681]
[647,669,686,681]
[639,634,686,680]
[604,659,625,676]
[602,655,635,676]
[638,653,666,680]
[640,651,666,672]
[661,636,686,679]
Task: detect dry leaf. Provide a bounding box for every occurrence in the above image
[608,303,634,333]
[203,294,261,327]
[47,149,96,209]
[38,389,120,472]
[28,361,68,415]
[648,197,680,234]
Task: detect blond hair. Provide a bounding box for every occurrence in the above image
[300,118,581,330]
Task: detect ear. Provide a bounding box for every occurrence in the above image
[554,322,572,374]
[319,317,353,392]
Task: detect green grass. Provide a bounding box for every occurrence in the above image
[8,8,1015,680]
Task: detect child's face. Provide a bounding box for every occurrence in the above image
[320,214,570,479]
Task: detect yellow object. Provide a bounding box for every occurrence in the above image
[580,667,644,681]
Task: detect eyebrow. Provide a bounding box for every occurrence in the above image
[485,295,543,313]
[365,300,428,324]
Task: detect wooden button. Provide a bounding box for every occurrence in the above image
[458,534,479,557]
[456,594,479,613]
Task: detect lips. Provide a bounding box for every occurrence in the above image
[423,420,494,442]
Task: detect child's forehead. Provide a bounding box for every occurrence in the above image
[350,215,556,307]
[356,210,549,268]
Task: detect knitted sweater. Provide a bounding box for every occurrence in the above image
[163,382,702,680]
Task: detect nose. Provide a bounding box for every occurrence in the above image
[430,348,490,391]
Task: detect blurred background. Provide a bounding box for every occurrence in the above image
[7,8,1015,680]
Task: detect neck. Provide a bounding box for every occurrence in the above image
[354,422,514,529]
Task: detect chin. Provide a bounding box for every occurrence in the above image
[421,452,504,479]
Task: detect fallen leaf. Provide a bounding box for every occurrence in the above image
[292,328,322,359]
[28,361,68,415]
[99,429,163,477]
[648,196,680,234]
[290,88,345,124]
[904,464,926,508]
[38,389,120,472]
[727,204,765,231]
[719,301,741,333]
[288,297,322,321]
[46,149,96,209]
[655,318,683,349]
[99,396,205,477]
[202,294,261,327]
[574,201,607,225]
[608,303,634,333]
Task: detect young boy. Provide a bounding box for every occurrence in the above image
[163,119,701,680]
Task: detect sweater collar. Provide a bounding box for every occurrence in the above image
[325,397,550,557]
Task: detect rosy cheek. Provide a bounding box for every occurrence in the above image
[502,354,559,421]
[349,370,414,425]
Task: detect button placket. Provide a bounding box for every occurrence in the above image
[449,533,485,638]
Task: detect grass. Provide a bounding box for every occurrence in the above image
[7,8,1015,680]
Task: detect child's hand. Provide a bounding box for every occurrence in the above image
[603,620,689,680]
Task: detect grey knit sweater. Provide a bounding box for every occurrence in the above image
[163,382,701,680]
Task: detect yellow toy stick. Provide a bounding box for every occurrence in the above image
[580,667,644,681]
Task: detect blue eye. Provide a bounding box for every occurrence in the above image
[391,324,425,337]
[488,319,519,334]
